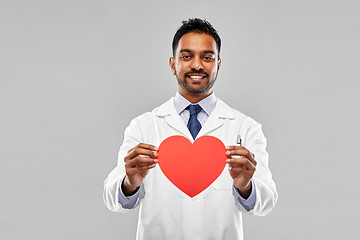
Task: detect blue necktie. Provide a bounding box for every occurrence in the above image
[187,104,202,139]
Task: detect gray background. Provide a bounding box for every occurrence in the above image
[1,0,359,239]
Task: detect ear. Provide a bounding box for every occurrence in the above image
[169,57,176,75]
[217,58,221,71]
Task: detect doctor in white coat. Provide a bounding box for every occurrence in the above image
[104,18,278,240]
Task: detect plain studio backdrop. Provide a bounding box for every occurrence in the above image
[1,0,359,239]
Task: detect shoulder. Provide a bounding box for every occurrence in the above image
[216,97,262,127]
[129,98,174,125]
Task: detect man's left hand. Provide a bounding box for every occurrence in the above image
[226,146,257,199]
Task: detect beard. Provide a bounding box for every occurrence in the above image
[175,69,218,95]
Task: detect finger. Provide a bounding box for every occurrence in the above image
[226,157,247,165]
[247,159,256,169]
[127,146,158,160]
[126,156,157,168]
[226,146,256,166]
[136,163,157,171]
[124,147,136,162]
[226,145,245,150]
[228,166,244,172]
[138,143,158,151]
[135,159,158,167]
[127,143,158,156]
[227,157,256,171]
[134,156,158,168]
[127,147,135,154]
[226,148,250,158]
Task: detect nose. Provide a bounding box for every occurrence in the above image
[190,56,203,71]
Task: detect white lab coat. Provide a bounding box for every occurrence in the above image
[104,97,278,240]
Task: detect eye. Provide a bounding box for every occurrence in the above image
[204,56,214,61]
[181,55,191,60]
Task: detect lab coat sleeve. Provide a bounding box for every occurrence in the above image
[103,116,146,212]
[233,180,257,211]
[235,119,278,216]
[118,176,143,209]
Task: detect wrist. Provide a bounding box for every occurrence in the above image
[122,176,139,196]
[235,181,252,199]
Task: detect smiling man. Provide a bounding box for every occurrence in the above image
[104,18,278,240]
[171,32,220,99]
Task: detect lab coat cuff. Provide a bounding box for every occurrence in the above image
[233,180,257,211]
[118,176,141,209]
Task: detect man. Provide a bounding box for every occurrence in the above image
[104,18,278,240]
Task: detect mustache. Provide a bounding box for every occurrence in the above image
[184,70,209,78]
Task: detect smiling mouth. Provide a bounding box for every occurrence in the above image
[185,72,208,80]
[188,75,205,79]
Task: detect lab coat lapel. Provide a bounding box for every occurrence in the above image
[156,98,193,140]
[197,98,235,137]
[156,97,235,140]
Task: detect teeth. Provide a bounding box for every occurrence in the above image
[189,76,203,79]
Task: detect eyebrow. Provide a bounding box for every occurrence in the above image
[179,49,215,54]
[179,49,192,54]
[203,50,215,54]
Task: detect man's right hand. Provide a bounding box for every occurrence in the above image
[122,143,158,196]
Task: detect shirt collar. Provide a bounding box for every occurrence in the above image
[174,91,217,117]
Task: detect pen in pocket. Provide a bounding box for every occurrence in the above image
[237,135,242,146]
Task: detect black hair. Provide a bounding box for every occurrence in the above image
[172,18,221,57]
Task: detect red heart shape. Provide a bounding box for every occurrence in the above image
[157,135,227,198]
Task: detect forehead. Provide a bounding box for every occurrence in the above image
[176,32,217,54]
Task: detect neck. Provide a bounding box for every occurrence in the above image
[178,89,213,104]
